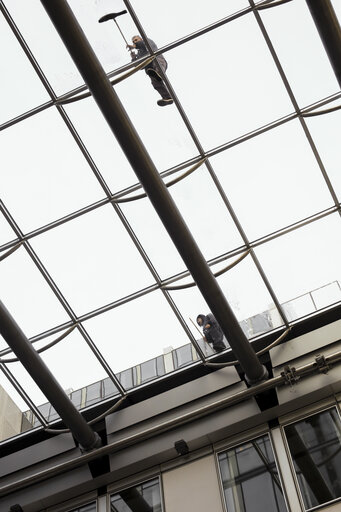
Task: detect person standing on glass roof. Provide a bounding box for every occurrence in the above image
[197,313,226,353]
[127,35,174,107]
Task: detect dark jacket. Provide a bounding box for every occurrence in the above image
[134,38,167,73]
[197,314,225,353]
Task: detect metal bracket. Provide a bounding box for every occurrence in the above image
[314,354,330,374]
[281,365,300,386]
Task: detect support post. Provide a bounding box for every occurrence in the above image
[305,0,341,88]
[40,0,267,384]
[0,301,101,451]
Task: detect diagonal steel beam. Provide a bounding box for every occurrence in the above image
[305,0,341,88]
[40,0,267,384]
[0,301,101,451]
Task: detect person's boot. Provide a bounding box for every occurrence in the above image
[157,98,173,107]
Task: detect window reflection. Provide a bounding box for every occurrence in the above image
[218,434,287,512]
[110,477,162,512]
[284,408,341,510]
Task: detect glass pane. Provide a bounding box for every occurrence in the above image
[0,246,69,338]
[130,0,248,48]
[38,329,108,398]
[173,344,194,369]
[284,408,341,510]
[169,163,244,260]
[85,381,102,407]
[84,290,191,374]
[120,198,187,278]
[110,477,162,512]
[70,389,82,409]
[170,256,284,345]
[211,119,334,241]
[0,213,17,247]
[260,0,340,106]
[167,13,293,150]
[1,360,49,417]
[115,76,199,172]
[30,204,154,315]
[140,357,164,384]
[0,108,105,232]
[63,98,140,194]
[305,107,341,200]
[0,12,49,125]
[117,369,134,390]
[103,377,120,398]
[255,213,341,311]
[311,281,341,310]
[4,0,84,95]
[218,434,287,512]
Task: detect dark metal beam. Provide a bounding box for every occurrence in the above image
[305,0,341,88]
[40,0,267,384]
[0,301,101,451]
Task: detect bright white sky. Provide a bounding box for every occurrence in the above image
[0,0,341,426]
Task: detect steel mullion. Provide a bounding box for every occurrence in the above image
[0,283,161,358]
[205,163,290,327]
[0,101,53,132]
[110,203,205,360]
[0,361,48,427]
[0,0,206,363]
[41,0,269,383]
[0,201,126,396]
[0,4,155,394]
[1,90,339,258]
[249,0,341,210]
[123,0,289,329]
[1,203,339,360]
[1,0,338,370]
[0,1,57,99]
[54,101,204,357]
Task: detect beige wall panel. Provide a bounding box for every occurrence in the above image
[162,454,223,512]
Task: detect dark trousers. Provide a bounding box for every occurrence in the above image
[145,62,171,100]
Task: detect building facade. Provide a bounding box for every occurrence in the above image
[1,308,341,512]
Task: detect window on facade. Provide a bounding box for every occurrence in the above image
[110,477,162,512]
[284,408,341,510]
[218,434,287,512]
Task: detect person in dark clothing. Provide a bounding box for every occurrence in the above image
[127,35,173,107]
[197,313,226,353]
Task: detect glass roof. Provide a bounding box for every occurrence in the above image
[0,0,340,440]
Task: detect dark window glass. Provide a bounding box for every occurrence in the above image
[103,377,119,398]
[110,477,162,512]
[140,359,157,383]
[33,402,51,426]
[70,389,82,408]
[173,344,193,369]
[156,355,165,376]
[85,381,101,406]
[218,434,287,512]
[48,405,60,422]
[118,368,134,389]
[284,408,341,510]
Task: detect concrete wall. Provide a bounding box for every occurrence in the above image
[0,385,24,441]
[162,454,224,512]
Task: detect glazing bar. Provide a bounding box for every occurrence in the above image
[40,0,267,384]
[0,301,101,451]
